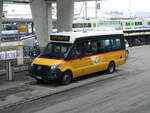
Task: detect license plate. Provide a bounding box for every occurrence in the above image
[36,76,42,79]
[37,66,42,70]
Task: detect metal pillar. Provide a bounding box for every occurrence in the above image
[6,61,14,81]
[57,0,74,32]
[0,0,3,49]
[30,0,52,49]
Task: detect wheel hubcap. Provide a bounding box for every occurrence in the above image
[109,64,114,73]
[63,74,71,82]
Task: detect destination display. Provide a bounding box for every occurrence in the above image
[50,35,70,41]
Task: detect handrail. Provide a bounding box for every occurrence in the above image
[20,34,37,40]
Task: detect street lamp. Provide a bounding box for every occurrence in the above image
[95,0,105,19]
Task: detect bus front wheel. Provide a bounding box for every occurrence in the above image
[107,62,115,74]
[61,71,72,85]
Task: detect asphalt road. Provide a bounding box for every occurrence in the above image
[1,45,150,113]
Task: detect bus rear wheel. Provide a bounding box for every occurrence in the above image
[126,50,129,58]
[107,62,115,74]
[61,71,72,85]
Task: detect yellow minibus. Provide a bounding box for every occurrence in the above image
[30,30,126,84]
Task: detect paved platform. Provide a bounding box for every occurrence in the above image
[0,66,128,110]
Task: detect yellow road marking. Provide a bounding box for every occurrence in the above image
[20,81,56,91]
[20,80,35,85]
[28,85,56,91]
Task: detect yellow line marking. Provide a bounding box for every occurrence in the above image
[20,80,35,86]
[28,85,56,91]
[20,81,56,91]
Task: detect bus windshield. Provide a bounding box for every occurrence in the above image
[40,43,72,59]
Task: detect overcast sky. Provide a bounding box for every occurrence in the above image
[102,0,150,12]
[3,0,150,16]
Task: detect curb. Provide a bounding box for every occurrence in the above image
[0,66,28,76]
[0,72,123,111]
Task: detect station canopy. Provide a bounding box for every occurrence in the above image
[4,0,57,4]
[4,0,100,4]
[4,0,30,4]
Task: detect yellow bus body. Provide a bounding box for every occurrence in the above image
[32,49,126,79]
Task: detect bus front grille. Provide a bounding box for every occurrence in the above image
[32,64,50,76]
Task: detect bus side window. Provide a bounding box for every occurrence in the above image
[97,41,104,53]
[84,41,93,56]
[97,39,112,53]
[111,38,121,50]
[115,39,121,49]
[91,41,98,54]
[69,42,85,59]
[84,40,100,55]
[104,39,112,52]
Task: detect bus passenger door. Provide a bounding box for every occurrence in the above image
[83,40,109,73]
[67,42,92,77]
[68,56,92,78]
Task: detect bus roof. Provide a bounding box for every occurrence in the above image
[50,30,123,43]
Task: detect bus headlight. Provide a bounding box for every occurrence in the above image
[51,64,61,70]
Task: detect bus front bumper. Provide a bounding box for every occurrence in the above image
[30,69,63,81]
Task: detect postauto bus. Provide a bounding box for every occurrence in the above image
[30,30,126,85]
